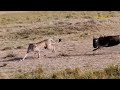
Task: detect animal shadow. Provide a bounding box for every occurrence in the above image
[46,52,115,58]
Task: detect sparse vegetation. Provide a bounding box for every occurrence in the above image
[0,11,119,48]
[14,65,120,79]
[15,67,44,79]
[0,11,120,79]
[0,11,119,25]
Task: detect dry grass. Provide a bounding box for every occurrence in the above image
[15,67,45,79]
[0,11,120,79]
[14,65,120,79]
[0,11,119,48]
[0,11,119,25]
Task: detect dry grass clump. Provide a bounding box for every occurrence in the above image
[14,65,120,79]
[15,67,45,79]
[50,65,120,79]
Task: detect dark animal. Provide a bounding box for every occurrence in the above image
[59,38,62,42]
[93,35,120,51]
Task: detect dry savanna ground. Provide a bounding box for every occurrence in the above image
[0,11,120,79]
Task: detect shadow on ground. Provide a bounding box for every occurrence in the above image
[0,56,39,62]
[0,57,23,62]
[1,52,120,62]
[46,52,120,58]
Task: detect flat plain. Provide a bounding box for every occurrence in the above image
[0,11,120,79]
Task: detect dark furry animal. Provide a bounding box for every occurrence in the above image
[93,35,120,51]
